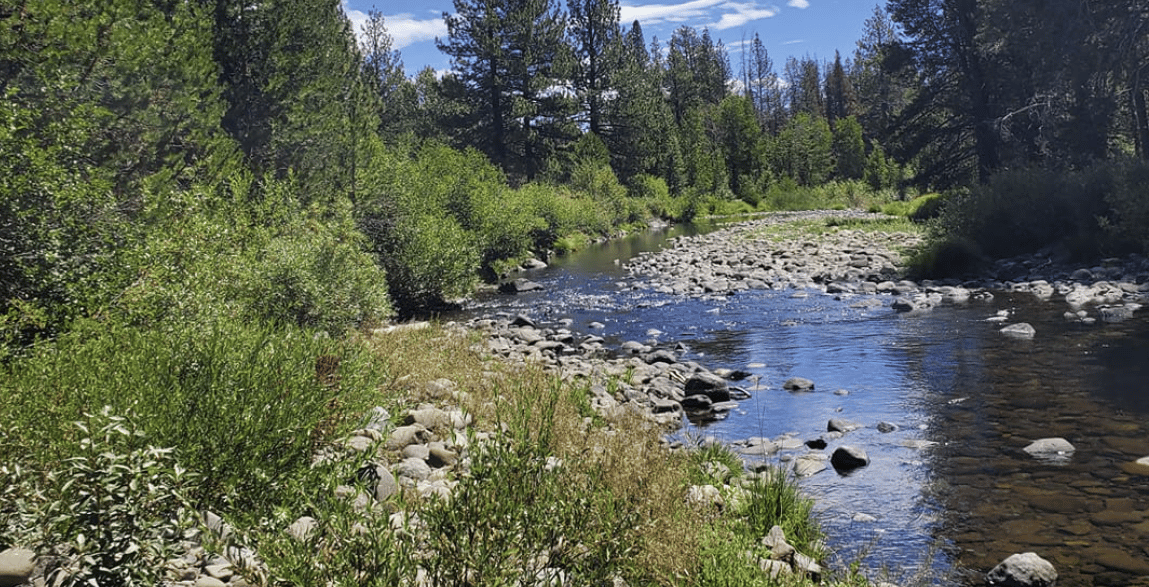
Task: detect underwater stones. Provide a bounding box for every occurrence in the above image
[986,552,1057,587]
[1000,323,1037,339]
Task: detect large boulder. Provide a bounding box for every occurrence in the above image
[986,552,1057,587]
[830,446,870,471]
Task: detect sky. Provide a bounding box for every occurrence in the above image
[341,0,881,79]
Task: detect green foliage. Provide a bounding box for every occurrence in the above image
[832,117,866,180]
[929,164,1123,263]
[420,388,638,586]
[0,320,383,516]
[11,408,196,587]
[253,457,417,586]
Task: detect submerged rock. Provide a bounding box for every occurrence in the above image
[1000,323,1036,339]
[986,552,1057,587]
[783,377,815,392]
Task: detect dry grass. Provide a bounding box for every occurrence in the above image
[358,322,706,583]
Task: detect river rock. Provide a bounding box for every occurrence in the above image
[877,421,899,433]
[1023,438,1075,457]
[521,258,547,270]
[827,418,862,433]
[986,552,1057,587]
[499,279,544,294]
[830,446,870,470]
[386,424,430,450]
[195,577,228,587]
[793,454,828,477]
[681,395,713,410]
[783,377,815,392]
[684,372,731,401]
[0,548,35,587]
[1000,323,1036,339]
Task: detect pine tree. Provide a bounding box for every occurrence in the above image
[438,0,575,182]
[568,0,621,136]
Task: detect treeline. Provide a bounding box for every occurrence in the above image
[0,0,687,348]
[875,0,1149,268]
[385,0,907,204]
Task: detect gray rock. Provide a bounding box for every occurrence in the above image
[827,418,862,433]
[684,372,731,401]
[373,466,399,501]
[396,458,433,481]
[1023,438,1075,456]
[650,398,682,415]
[386,424,429,450]
[521,258,548,270]
[499,279,544,294]
[402,443,430,460]
[1000,323,1036,339]
[195,577,228,587]
[681,395,714,410]
[428,445,459,468]
[782,377,815,392]
[793,454,828,477]
[407,407,452,430]
[830,446,870,470]
[1099,303,1141,323]
[0,548,35,587]
[362,406,392,430]
[986,552,1057,587]
[877,421,899,433]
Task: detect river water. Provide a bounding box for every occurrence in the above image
[457,222,1149,586]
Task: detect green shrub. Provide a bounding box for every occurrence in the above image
[12,408,197,587]
[931,166,1111,261]
[0,319,383,516]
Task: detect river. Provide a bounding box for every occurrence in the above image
[456,221,1149,586]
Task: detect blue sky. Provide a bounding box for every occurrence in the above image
[342,0,881,78]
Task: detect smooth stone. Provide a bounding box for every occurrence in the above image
[793,454,828,477]
[375,466,399,501]
[852,513,877,523]
[498,279,543,294]
[782,376,815,391]
[286,516,317,542]
[195,578,228,587]
[0,548,35,587]
[428,445,459,468]
[386,424,429,450]
[1000,323,1036,339]
[1023,438,1075,456]
[395,458,433,481]
[877,421,898,433]
[986,552,1057,587]
[827,418,862,433]
[830,446,870,470]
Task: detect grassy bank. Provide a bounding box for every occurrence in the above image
[0,317,883,586]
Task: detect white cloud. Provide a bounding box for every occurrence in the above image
[787,0,810,8]
[621,0,779,32]
[343,3,447,50]
[620,0,727,26]
[708,2,779,29]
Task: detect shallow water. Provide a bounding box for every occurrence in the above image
[457,224,1149,585]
